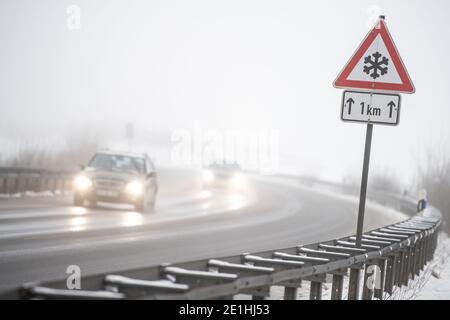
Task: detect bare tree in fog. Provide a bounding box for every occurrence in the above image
[369,170,402,194]
[416,143,450,232]
[2,133,102,171]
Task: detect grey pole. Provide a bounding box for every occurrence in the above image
[348,123,373,300]
[355,123,373,247]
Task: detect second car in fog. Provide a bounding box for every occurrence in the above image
[202,162,247,191]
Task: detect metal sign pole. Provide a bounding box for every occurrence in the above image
[348,123,373,300]
[355,123,373,247]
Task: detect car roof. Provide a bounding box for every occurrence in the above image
[95,150,148,159]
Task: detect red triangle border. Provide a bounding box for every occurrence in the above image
[333,19,415,94]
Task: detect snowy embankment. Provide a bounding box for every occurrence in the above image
[414,234,450,300]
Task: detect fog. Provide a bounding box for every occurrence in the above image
[1,0,450,185]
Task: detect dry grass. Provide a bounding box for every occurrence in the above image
[1,134,102,171]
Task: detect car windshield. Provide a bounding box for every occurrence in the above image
[88,154,145,174]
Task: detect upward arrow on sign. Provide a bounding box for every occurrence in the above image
[345,97,354,114]
[333,17,415,94]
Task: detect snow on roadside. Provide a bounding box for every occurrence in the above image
[295,182,409,226]
[414,233,450,300]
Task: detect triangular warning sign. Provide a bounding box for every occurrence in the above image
[333,17,415,94]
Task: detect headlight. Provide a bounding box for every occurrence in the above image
[202,170,215,183]
[230,173,246,189]
[73,175,93,190]
[126,180,144,196]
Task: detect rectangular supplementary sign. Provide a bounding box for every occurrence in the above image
[341,90,401,125]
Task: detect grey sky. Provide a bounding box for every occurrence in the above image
[1,0,449,184]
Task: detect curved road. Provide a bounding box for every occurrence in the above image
[0,168,407,294]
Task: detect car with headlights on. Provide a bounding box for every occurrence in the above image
[202,161,246,191]
[73,151,158,212]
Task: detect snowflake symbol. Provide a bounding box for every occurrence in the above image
[363,51,389,79]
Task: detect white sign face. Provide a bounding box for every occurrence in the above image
[341,91,401,125]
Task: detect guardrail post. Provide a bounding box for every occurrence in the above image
[362,263,374,300]
[284,287,297,300]
[404,245,414,286]
[0,176,4,193]
[331,274,344,300]
[400,248,409,286]
[384,255,396,295]
[24,175,29,193]
[429,232,435,261]
[56,175,62,192]
[394,250,403,287]
[249,286,271,300]
[309,281,322,300]
[419,235,426,271]
[422,235,428,268]
[428,231,434,261]
[374,259,386,300]
[40,175,47,192]
[5,174,14,194]
[409,243,417,281]
[45,174,51,192]
[402,247,410,286]
[415,240,421,276]
[53,175,59,192]
[30,175,37,192]
[17,174,26,194]
[13,174,19,194]
[49,174,56,192]
[432,230,438,257]
[425,233,430,265]
[347,268,361,300]
[362,259,386,300]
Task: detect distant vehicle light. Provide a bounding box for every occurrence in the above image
[73,175,93,190]
[202,170,215,183]
[126,180,144,196]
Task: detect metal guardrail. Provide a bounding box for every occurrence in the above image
[8,208,440,300]
[0,167,442,300]
[0,167,74,195]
